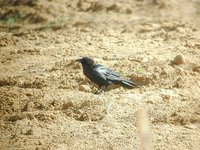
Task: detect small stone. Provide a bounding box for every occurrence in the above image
[161,94,170,102]
[102,56,109,60]
[62,101,74,109]
[79,84,91,92]
[146,100,155,104]
[0,40,6,46]
[17,49,24,54]
[38,32,47,38]
[23,101,35,111]
[55,38,64,44]
[26,129,34,135]
[130,73,151,86]
[21,127,33,135]
[38,139,44,145]
[173,54,185,65]
[25,92,33,96]
[184,123,197,129]
[192,66,200,73]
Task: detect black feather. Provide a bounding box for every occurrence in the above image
[76,57,137,93]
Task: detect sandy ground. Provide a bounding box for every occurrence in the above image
[0,0,200,149]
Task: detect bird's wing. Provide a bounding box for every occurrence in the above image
[93,65,122,81]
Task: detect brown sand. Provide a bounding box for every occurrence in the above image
[0,0,200,149]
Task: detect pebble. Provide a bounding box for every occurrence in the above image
[173,54,185,65]
[38,32,47,38]
[55,38,64,44]
[192,66,200,73]
[62,101,74,109]
[130,73,151,86]
[184,123,198,129]
[23,101,35,111]
[21,127,33,135]
[79,84,91,92]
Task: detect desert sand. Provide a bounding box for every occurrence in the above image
[0,0,200,149]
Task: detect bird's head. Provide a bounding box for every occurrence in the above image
[75,57,95,66]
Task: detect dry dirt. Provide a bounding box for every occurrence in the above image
[0,0,200,150]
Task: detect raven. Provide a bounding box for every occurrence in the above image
[76,57,136,93]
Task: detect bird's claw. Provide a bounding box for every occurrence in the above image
[94,90,101,94]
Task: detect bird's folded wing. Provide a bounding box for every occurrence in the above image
[93,65,122,81]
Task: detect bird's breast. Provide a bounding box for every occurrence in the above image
[82,66,95,81]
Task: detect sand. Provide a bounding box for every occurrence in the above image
[0,0,200,149]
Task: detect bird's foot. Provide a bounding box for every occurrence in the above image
[94,90,101,94]
[94,86,108,94]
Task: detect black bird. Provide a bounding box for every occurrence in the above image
[76,57,136,93]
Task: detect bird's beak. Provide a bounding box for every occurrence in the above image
[75,58,82,63]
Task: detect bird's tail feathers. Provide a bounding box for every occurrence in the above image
[120,80,136,89]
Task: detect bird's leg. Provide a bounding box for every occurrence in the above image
[94,86,101,94]
[102,86,109,95]
[104,86,108,92]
